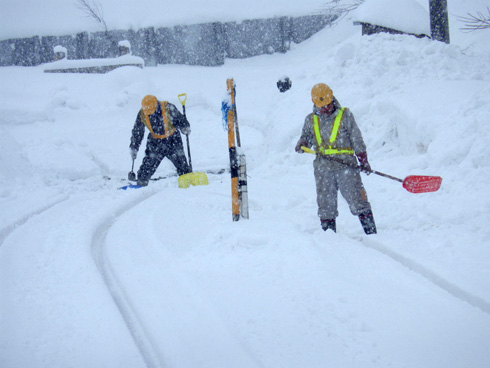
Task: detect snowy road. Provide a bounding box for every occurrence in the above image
[2,175,490,368]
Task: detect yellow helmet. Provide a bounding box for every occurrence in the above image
[311,83,333,108]
[141,95,158,115]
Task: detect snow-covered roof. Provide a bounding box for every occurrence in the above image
[352,0,430,35]
[0,0,328,40]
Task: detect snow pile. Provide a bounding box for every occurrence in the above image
[43,40,144,72]
[43,54,144,73]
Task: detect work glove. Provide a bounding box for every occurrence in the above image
[130,148,138,160]
[295,138,307,153]
[181,126,191,135]
[357,151,372,174]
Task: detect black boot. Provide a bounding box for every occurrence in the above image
[359,210,377,235]
[137,179,149,187]
[321,219,336,232]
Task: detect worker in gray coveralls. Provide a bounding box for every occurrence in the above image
[295,83,377,234]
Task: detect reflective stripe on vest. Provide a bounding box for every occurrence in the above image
[141,101,176,139]
[312,108,354,155]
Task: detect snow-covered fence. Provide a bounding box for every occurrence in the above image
[0,14,337,67]
[223,17,289,58]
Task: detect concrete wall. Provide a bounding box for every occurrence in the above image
[0,14,337,67]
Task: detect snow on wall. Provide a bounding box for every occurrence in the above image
[0,14,337,67]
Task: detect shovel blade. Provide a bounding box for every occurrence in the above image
[119,184,142,190]
[402,175,442,193]
[178,172,209,189]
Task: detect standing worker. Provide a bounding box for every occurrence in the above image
[295,83,376,234]
[130,95,191,186]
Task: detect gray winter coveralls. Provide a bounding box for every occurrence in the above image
[298,105,373,220]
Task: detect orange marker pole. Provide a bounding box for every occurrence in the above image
[227,79,240,221]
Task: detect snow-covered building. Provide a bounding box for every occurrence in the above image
[352,0,430,38]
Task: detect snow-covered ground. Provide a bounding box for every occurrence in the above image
[1,1,490,367]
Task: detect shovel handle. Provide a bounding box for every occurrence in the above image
[178,93,192,171]
[300,146,316,154]
[371,170,403,183]
[128,158,137,181]
[178,93,187,106]
[300,146,403,183]
[178,93,187,116]
[186,134,192,172]
[300,147,443,192]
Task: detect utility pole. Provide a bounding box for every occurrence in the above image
[429,0,450,43]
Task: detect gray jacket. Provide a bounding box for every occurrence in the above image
[298,102,367,170]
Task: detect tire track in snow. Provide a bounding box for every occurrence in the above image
[93,187,264,368]
[358,237,490,316]
[91,190,165,368]
[0,195,69,248]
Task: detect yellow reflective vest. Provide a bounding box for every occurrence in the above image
[312,108,354,155]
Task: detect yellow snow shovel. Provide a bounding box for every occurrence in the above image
[177,93,209,189]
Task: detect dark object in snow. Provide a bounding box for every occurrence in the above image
[277,77,292,93]
[128,157,136,181]
[359,210,377,235]
[429,0,450,43]
[321,219,336,232]
[354,22,429,39]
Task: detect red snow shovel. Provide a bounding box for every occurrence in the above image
[372,172,442,194]
[301,147,442,194]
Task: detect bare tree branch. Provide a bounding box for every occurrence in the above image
[75,0,108,32]
[319,1,366,21]
[457,7,490,32]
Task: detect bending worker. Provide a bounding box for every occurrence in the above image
[130,95,191,186]
[295,83,377,235]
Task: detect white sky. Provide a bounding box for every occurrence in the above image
[0,0,327,39]
[2,0,489,42]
